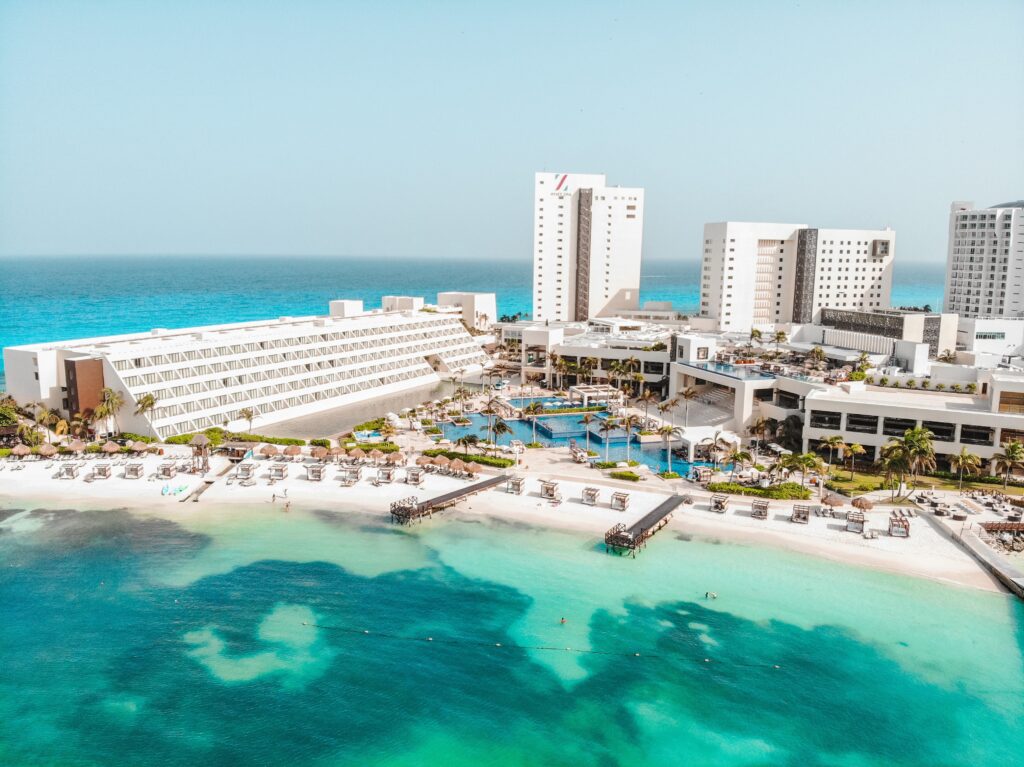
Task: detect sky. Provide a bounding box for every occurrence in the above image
[0,0,1022,263]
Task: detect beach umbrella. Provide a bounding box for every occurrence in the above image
[310,446,329,460]
[822,494,843,507]
[328,446,346,463]
[283,445,302,457]
[466,462,482,474]
[260,444,279,457]
[130,440,149,453]
[852,497,874,511]
[449,458,466,473]
[68,439,86,453]
[38,443,57,457]
[101,440,121,454]
[11,443,30,458]
[432,455,451,468]
[368,449,385,463]
[348,447,367,461]
[386,451,405,464]
[415,455,433,467]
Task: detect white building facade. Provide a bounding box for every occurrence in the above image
[699,222,895,331]
[944,200,1024,318]
[4,302,489,440]
[532,172,644,322]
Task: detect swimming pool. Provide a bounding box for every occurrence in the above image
[507,396,576,410]
[354,429,382,441]
[439,412,708,476]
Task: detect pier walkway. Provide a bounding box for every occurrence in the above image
[390,473,507,524]
[605,494,686,556]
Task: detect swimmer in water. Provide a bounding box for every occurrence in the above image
[560,617,567,624]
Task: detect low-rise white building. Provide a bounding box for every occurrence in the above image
[3,301,489,439]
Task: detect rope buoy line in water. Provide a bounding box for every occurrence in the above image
[303,622,783,669]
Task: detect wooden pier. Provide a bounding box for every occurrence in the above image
[604,494,686,556]
[389,474,507,524]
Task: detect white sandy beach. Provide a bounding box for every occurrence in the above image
[0,445,1004,595]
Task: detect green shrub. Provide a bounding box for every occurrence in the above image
[865,376,875,385]
[420,418,434,426]
[594,461,618,469]
[539,405,605,415]
[610,470,641,482]
[935,383,946,391]
[424,426,442,435]
[920,380,931,389]
[421,448,514,468]
[706,481,811,500]
[659,471,681,479]
[848,370,866,381]
[0,406,18,427]
[117,432,157,443]
[310,438,331,448]
[525,442,543,448]
[879,377,889,386]
[586,450,598,457]
[353,417,388,432]
[627,460,639,467]
[966,383,977,394]
[344,441,399,453]
[927,470,1024,488]
[950,384,963,393]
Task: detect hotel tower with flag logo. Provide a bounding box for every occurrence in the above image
[532,172,645,322]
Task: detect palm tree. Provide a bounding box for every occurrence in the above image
[33,405,57,443]
[937,349,957,363]
[578,412,596,454]
[992,440,1024,490]
[491,417,513,450]
[876,446,908,501]
[854,352,871,373]
[94,387,126,436]
[454,386,471,415]
[599,417,618,462]
[608,360,626,392]
[678,386,698,427]
[776,414,804,453]
[724,447,753,481]
[70,410,96,439]
[818,435,847,479]
[700,431,731,471]
[238,406,256,433]
[900,426,936,491]
[949,446,981,494]
[379,421,397,441]
[845,442,865,479]
[620,414,641,462]
[630,371,645,398]
[658,424,684,475]
[455,434,480,455]
[584,357,599,384]
[53,417,69,443]
[748,416,770,463]
[134,392,159,419]
[749,328,763,347]
[772,330,788,352]
[522,401,545,444]
[638,388,658,423]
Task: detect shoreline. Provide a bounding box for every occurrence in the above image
[0,456,1004,596]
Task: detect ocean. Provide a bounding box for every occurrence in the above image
[0,500,1021,766]
[0,255,946,391]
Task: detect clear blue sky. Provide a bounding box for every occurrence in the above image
[1,0,1021,262]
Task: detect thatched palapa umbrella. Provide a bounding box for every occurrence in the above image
[11,443,30,458]
[852,496,874,511]
[368,449,385,464]
[449,458,466,473]
[310,446,329,461]
[101,440,121,454]
[415,455,433,467]
[386,451,406,465]
[432,455,451,468]
[328,446,346,463]
[130,440,150,453]
[283,444,302,458]
[260,444,279,458]
[68,439,86,454]
[38,443,57,457]
[348,447,367,462]
[465,462,482,475]
[822,494,843,508]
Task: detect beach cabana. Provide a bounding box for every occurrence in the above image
[10,443,30,459]
[405,466,424,485]
[91,462,112,480]
[846,510,866,533]
[692,466,713,483]
[283,445,303,461]
[339,465,362,486]
[219,442,253,462]
[269,464,288,482]
[506,476,525,495]
[889,515,910,538]
[101,440,121,455]
[305,463,326,481]
[611,492,630,511]
[375,466,397,484]
[791,505,811,524]
[540,480,560,500]
[236,462,256,480]
[58,463,79,479]
[157,462,177,479]
[125,462,145,479]
[260,444,279,459]
[582,486,600,506]
[751,499,769,519]
[711,494,730,513]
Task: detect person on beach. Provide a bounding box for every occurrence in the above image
[284,501,291,513]
[271,493,276,504]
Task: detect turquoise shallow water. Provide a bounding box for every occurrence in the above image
[0,256,945,390]
[0,500,1021,766]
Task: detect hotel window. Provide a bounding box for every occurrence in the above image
[845,413,878,433]
[882,417,917,437]
[960,425,994,446]
[809,410,842,429]
[998,391,1024,414]
[922,421,956,442]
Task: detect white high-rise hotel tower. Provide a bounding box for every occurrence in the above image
[532,172,644,322]
[944,200,1024,318]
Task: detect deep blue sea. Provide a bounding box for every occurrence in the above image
[0,255,945,390]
